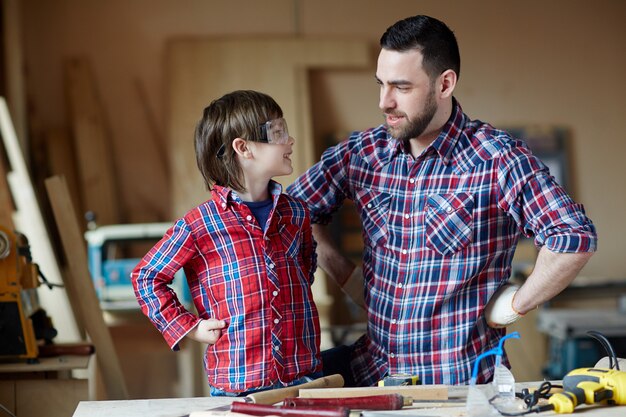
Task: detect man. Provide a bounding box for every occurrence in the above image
[287,15,597,386]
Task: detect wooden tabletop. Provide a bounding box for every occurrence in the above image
[72,382,626,417]
[0,355,90,373]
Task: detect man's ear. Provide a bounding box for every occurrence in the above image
[232,138,252,158]
[437,69,457,99]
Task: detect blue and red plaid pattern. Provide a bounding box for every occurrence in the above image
[287,99,596,385]
[132,181,321,393]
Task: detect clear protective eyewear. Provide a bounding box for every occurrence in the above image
[258,117,290,145]
[216,117,291,159]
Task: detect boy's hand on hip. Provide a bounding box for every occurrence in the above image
[187,318,226,345]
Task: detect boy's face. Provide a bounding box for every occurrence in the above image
[246,132,295,180]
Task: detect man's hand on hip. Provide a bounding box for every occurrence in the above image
[484,283,523,328]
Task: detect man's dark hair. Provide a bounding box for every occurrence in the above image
[380,15,460,80]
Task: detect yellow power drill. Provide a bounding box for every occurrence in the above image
[547,367,626,413]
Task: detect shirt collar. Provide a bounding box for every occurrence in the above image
[212,180,283,210]
[429,97,467,165]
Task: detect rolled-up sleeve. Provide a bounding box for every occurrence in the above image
[131,219,200,350]
[498,146,597,253]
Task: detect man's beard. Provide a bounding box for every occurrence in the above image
[386,87,437,142]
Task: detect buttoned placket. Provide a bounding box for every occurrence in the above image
[387,152,430,368]
[260,205,285,377]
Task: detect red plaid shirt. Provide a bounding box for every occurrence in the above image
[132,181,321,393]
[287,99,597,385]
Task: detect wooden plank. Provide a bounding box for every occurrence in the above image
[45,127,83,226]
[0,142,15,228]
[0,97,80,342]
[45,175,129,400]
[64,57,120,225]
[298,385,449,400]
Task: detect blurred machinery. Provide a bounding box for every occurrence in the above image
[85,222,190,310]
[538,308,626,379]
[0,225,57,361]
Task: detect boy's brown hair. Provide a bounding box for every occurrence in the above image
[195,90,283,192]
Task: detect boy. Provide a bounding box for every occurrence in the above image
[132,90,322,395]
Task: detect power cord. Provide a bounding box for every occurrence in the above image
[588,330,620,370]
[496,330,620,416]
[489,381,562,416]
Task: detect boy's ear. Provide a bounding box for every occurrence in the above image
[232,138,252,158]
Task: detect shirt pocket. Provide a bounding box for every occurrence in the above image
[279,223,302,258]
[354,189,391,248]
[425,193,474,256]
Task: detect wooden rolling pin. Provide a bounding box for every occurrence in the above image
[231,402,349,416]
[245,374,345,405]
[283,394,410,410]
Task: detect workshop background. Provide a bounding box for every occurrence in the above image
[2,0,625,403]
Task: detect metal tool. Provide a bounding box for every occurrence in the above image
[545,367,626,413]
[378,374,420,387]
[0,226,58,361]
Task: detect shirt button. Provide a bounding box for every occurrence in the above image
[272,290,278,296]
[367,203,372,209]
[246,215,252,221]
[404,214,410,219]
[274,346,280,351]
[269,263,275,269]
[390,353,395,358]
[402,249,407,255]
[446,207,452,213]
[409,178,415,184]
[398,283,403,288]
[221,203,227,209]
[274,318,279,324]
[391,319,397,324]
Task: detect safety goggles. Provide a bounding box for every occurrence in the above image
[217,117,291,158]
[258,117,290,145]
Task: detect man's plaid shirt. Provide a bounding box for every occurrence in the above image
[287,99,596,385]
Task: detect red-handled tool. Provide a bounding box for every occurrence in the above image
[230,402,349,417]
[282,394,409,410]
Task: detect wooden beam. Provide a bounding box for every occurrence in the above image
[45,175,129,400]
[298,384,449,400]
[0,97,80,342]
[0,143,15,228]
[64,57,121,225]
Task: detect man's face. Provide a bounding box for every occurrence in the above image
[376,48,438,141]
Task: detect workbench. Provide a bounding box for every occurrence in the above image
[0,355,90,417]
[72,383,626,417]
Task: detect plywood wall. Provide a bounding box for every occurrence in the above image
[18,0,626,279]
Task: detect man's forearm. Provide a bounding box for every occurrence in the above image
[513,247,594,314]
[312,223,355,286]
